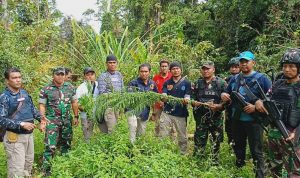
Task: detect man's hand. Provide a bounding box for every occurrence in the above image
[193,101,202,107]
[150,113,157,121]
[73,118,79,126]
[221,93,231,102]
[255,100,269,114]
[39,117,50,132]
[243,103,255,114]
[158,101,164,107]
[20,122,36,131]
[209,103,223,112]
[286,132,295,142]
[182,98,189,105]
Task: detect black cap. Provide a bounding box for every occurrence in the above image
[83,67,95,74]
[169,61,182,70]
[53,67,65,75]
[106,54,117,62]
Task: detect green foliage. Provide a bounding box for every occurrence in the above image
[65,22,151,84]
[50,119,255,177]
[78,82,95,119]
[94,90,186,120]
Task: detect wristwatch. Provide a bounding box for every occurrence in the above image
[20,122,25,127]
[74,115,79,119]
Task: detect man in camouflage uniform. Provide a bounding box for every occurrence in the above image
[224,57,240,146]
[192,61,226,162]
[256,48,300,177]
[39,67,79,175]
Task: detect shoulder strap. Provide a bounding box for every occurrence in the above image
[171,75,187,91]
[11,93,24,119]
[214,77,223,90]
[249,72,263,86]
[233,74,241,91]
[197,78,205,89]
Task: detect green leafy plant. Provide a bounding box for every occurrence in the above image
[78,81,95,119]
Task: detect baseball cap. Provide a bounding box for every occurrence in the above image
[201,60,215,69]
[53,67,65,75]
[83,67,95,74]
[239,51,255,61]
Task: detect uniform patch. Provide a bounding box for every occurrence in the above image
[167,85,173,91]
[150,84,154,90]
[181,86,186,91]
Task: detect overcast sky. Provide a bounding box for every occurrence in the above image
[56,0,100,32]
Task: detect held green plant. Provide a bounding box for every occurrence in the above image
[78,81,95,120]
[94,87,210,121]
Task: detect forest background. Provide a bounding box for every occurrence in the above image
[0,0,299,177]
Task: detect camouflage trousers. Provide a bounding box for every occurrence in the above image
[267,128,300,177]
[42,119,73,174]
[194,115,223,159]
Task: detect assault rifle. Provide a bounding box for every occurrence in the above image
[230,91,269,128]
[253,80,300,163]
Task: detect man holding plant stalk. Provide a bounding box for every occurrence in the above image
[159,61,191,154]
[192,60,227,162]
[151,59,173,136]
[76,67,99,142]
[127,63,157,143]
[97,54,124,134]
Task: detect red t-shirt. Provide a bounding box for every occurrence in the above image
[153,72,172,93]
[153,72,172,109]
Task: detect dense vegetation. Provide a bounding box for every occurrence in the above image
[0,0,299,177]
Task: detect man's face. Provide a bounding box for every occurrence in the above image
[170,67,181,77]
[106,61,117,72]
[229,65,240,75]
[84,72,96,81]
[239,59,255,73]
[160,62,169,74]
[53,73,65,85]
[6,72,22,90]
[201,66,215,78]
[282,63,298,79]
[139,67,150,81]
[65,72,72,82]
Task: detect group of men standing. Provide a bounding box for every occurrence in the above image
[0,48,300,178]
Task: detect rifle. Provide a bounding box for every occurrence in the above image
[230,91,269,128]
[253,80,300,163]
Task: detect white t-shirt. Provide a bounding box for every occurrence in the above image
[76,81,98,119]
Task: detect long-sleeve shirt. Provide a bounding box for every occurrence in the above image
[96,71,124,95]
[0,88,41,133]
[162,78,191,118]
[128,77,158,120]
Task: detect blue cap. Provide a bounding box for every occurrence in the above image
[239,51,255,61]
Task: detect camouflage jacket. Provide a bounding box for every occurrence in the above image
[39,81,77,120]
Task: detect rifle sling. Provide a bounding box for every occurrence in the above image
[171,75,187,92]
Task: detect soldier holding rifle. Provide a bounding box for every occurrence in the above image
[255,48,300,177]
[221,51,271,178]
